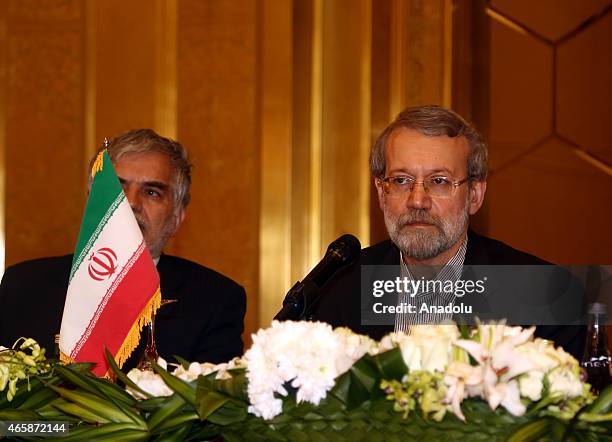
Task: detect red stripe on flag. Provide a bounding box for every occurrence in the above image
[74,242,148,354]
[74,249,160,376]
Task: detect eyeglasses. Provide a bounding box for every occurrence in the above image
[377,175,469,198]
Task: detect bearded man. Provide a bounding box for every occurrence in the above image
[309,105,585,359]
[0,129,246,368]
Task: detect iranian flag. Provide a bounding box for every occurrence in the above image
[59,150,161,377]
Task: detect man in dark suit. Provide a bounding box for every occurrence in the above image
[309,105,585,359]
[0,129,246,368]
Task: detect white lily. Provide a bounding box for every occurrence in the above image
[444,361,484,420]
[448,324,538,417]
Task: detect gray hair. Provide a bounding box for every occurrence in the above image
[90,129,192,210]
[370,105,488,181]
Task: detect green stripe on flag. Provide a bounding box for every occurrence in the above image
[70,151,125,280]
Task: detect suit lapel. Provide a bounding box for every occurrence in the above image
[458,230,496,323]
[157,255,184,299]
[464,229,491,265]
[156,255,184,319]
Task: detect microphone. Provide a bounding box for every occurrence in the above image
[274,234,361,321]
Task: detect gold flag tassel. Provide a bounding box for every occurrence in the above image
[59,350,74,365]
[112,289,162,372]
[90,138,109,179]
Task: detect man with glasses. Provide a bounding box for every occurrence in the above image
[309,105,585,359]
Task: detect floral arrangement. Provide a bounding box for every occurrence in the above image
[0,338,51,401]
[1,322,610,441]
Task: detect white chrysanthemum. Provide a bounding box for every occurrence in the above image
[171,358,244,382]
[547,367,583,398]
[334,327,377,373]
[126,368,172,399]
[519,371,544,401]
[244,321,371,419]
[515,337,582,401]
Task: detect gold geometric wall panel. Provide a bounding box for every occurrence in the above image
[486,138,612,264]
[4,0,86,267]
[491,0,611,41]
[557,11,612,165]
[482,1,612,264]
[489,19,552,172]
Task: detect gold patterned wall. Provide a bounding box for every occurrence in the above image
[0,0,454,337]
[171,0,261,339]
[6,1,605,340]
[454,0,612,264]
[1,0,86,268]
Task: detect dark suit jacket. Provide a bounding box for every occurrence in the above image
[0,254,246,370]
[309,230,586,359]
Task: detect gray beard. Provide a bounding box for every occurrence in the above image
[384,206,469,261]
[137,216,177,260]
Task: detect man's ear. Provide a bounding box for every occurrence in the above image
[171,207,186,236]
[468,180,487,215]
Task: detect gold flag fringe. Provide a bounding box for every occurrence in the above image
[59,289,161,379]
[59,351,74,365]
[91,149,106,178]
[114,288,162,370]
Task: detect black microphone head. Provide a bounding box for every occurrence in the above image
[327,234,361,264]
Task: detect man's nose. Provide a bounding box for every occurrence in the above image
[124,187,142,213]
[405,182,432,210]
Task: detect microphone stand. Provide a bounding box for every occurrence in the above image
[274,235,361,321]
[274,280,323,321]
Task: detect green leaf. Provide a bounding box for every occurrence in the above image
[59,425,149,442]
[17,388,59,412]
[173,355,191,370]
[372,348,407,380]
[207,400,248,425]
[458,324,472,339]
[150,410,198,434]
[198,369,248,402]
[103,347,151,399]
[586,385,612,415]
[57,364,137,408]
[17,377,61,410]
[135,396,169,411]
[153,362,196,406]
[330,371,351,404]
[185,422,223,441]
[53,365,143,425]
[46,384,134,424]
[52,398,112,424]
[86,428,149,441]
[506,419,552,442]
[155,421,194,441]
[0,409,40,420]
[578,412,612,423]
[349,355,378,392]
[36,403,81,422]
[0,376,41,409]
[196,372,248,422]
[197,389,231,420]
[53,364,102,396]
[147,393,186,431]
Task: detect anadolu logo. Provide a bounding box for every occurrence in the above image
[87,247,118,281]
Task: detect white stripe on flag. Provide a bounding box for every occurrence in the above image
[60,199,143,354]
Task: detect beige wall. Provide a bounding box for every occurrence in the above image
[1,0,609,343]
